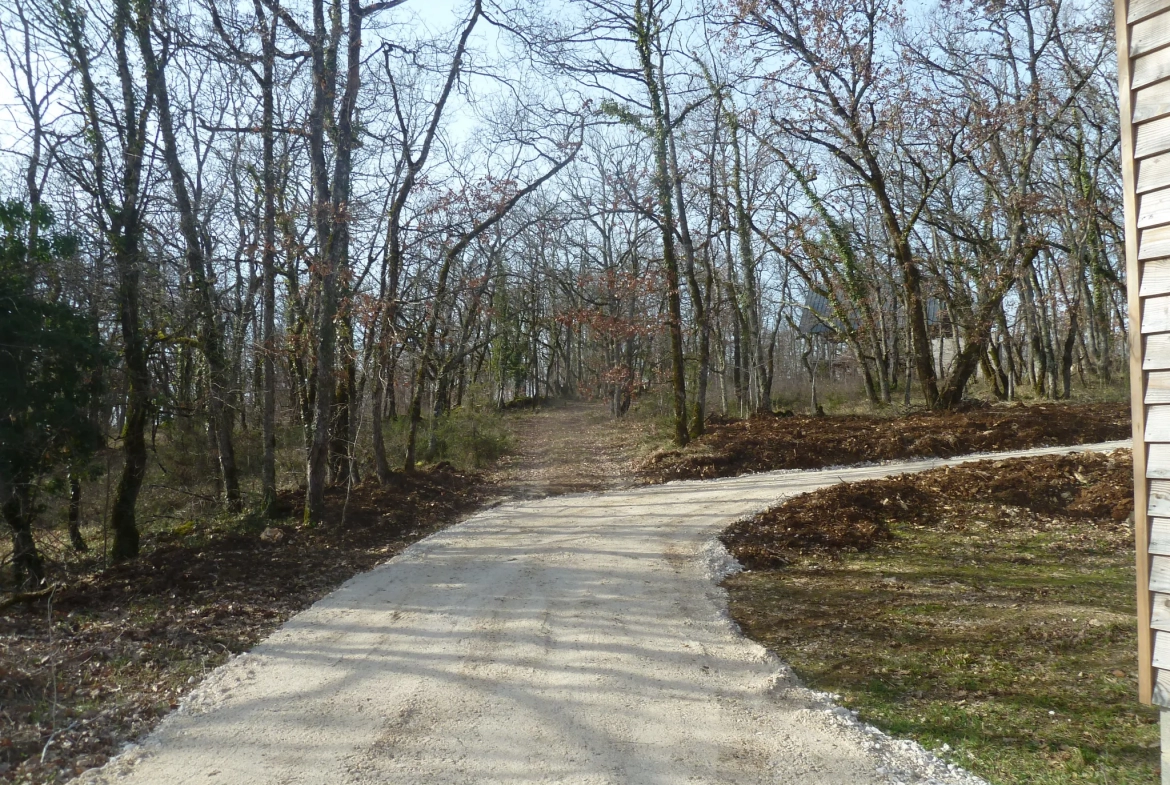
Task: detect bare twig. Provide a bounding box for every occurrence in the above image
[0,584,59,613]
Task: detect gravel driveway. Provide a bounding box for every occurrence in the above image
[78,441,1128,785]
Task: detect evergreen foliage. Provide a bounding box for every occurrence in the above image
[0,201,105,587]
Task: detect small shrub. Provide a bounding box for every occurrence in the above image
[425,408,513,469]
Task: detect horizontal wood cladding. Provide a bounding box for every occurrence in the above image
[1133,0,1170,25]
[1135,114,1170,159]
[1132,10,1170,57]
[1137,151,1170,192]
[1140,257,1170,295]
[1141,295,1170,331]
[1154,669,1170,707]
[1147,371,1170,402]
[1136,76,1170,124]
[1153,555,1170,591]
[1146,334,1170,369]
[1153,591,1170,628]
[1138,188,1170,228]
[1140,223,1170,258]
[1134,47,1170,90]
[1148,443,1170,477]
[1150,480,1170,516]
[1154,629,1170,668]
[1147,405,1170,441]
[1153,518,1170,555]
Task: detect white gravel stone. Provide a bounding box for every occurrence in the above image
[75,441,1126,784]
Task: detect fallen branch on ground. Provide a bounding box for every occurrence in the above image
[0,584,61,612]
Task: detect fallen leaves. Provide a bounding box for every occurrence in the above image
[0,465,490,784]
[723,449,1134,570]
[639,401,1130,482]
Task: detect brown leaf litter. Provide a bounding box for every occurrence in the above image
[639,401,1130,483]
[722,449,1134,570]
[0,465,489,784]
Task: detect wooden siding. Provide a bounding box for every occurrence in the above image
[1147,405,1170,441]
[1143,294,1170,333]
[1135,11,1170,58]
[1145,370,1170,401]
[1138,151,1170,193]
[1153,555,1170,592]
[1139,257,1170,294]
[1148,444,1170,477]
[1135,81,1170,124]
[1151,518,1170,554]
[1139,189,1170,228]
[1141,224,1170,258]
[1154,669,1170,705]
[1120,0,1158,705]
[1149,479,1170,516]
[1145,334,1170,369]
[1131,0,1170,25]
[1154,588,1170,628]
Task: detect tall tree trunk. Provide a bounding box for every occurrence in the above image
[111,243,148,560]
[935,274,1017,408]
[3,485,44,588]
[259,8,279,516]
[1061,309,1078,400]
[375,0,481,477]
[59,0,152,560]
[406,254,455,471]
[373,271,401,484]
[634,0,687,445]
[891,233,938,407]
[68,473,88,552]
[727,118,768,413]
[662,58,707,435]
[136,6,242,511]
[330,319,355,484]
[303,0,351,525]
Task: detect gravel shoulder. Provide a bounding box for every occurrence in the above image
[77,440,1128,785]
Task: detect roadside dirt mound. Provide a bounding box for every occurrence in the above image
[640,401,1130,482]
[722,449,1134,570]
[0,465,488,785]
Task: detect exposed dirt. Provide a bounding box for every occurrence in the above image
[489,400,657,498]
[0,466,490,785]
[722,449,1134,570]
[640,401,1131,483]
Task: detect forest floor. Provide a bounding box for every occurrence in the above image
[0,399,1137,784]
[489,399,660,498]
[0,400,656,785]
[68,443,1124,785]
[723,449,1157,784]
[639,401,1131,482]
[0,467,494,785]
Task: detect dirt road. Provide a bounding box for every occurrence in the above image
[80,440,1128,785]
[489,401,655,498]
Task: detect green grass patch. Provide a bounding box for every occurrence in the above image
[724,478,1158,783]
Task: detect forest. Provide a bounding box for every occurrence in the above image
[0,0,1127,590]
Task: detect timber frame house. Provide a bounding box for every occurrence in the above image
[1116,0,1170,707]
